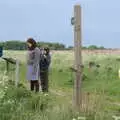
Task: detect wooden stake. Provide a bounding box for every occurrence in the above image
[73,4,82,109]
[15,60,19,87]
[6,61,9,72]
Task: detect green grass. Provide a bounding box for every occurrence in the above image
[0,50,120,119]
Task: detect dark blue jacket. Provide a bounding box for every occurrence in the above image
[39,54,51,71]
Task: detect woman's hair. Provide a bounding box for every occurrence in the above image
[27,38,37,50]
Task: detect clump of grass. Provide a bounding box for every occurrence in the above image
[116,58,120,61]
[88,61,96,68]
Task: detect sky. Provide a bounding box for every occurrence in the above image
[0,0,120,48]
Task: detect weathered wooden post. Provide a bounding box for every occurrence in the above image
[0,47,20,87]
[15,59,19,87]
[71,4,82,109]
[6,61,9,72]
[2,57,20,87]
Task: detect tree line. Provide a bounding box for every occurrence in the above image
[67,45,106,50]
[0,41,65,50]
[0,41,106,50]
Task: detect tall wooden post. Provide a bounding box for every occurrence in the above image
[73,4,82,109]
[15,60,19,87]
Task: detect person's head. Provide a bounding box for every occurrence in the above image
[44,47,50,55]
[26,38,37,50]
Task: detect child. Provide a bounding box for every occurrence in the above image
[39,47,51,92]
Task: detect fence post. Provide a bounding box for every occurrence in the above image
[15,60,19,87]
[6,61,9,72]
[73,4,82,110]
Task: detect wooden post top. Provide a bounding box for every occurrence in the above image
[2,57,17,64]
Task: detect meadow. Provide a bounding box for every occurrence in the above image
[0,50,120,120]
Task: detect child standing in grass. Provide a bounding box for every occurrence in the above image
[26,38,40,92]
[39,47,51,92]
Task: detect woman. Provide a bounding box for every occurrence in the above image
[26,38,40,92]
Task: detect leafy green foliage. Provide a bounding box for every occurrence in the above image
[0,40,106,50]
[0,41,66,50]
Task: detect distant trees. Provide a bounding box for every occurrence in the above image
[0,41,66,50]
[1,41,26,50]
[37,42,65,50]
[67,45,105,50]
[87,45,105,50]
[0,40,105,50]
[67,46,73,50]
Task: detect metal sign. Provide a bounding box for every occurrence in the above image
[71,17,75,25]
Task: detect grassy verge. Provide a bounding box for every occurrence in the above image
[0,51,120,119]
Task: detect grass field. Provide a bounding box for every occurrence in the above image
[0,50,120,120]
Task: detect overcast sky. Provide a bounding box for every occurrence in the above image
[0,0,120,48]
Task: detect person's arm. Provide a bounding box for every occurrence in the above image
[27,51,34,65]
[32,48,40,74]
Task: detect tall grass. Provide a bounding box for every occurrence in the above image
[0,50,120,119]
